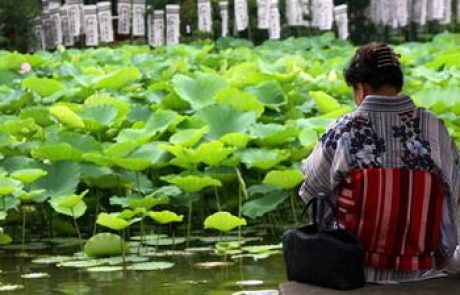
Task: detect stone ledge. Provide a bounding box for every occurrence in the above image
[279,275,460,295]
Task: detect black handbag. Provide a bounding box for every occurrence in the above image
[282,192,366,290]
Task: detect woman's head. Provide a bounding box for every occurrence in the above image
[344,42,403,104]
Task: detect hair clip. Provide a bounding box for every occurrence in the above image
[374,47,400,68]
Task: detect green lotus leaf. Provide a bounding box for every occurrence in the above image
[245,81,287,109]
[250,123,299,146]
[49,197,86,218]
[242,186,289,219]
[83,152,113,167]
[145,237,186,246]
[84,93,130,126]
[263,169,303,189]
[94,67,141,90]
[219,133,251,148]
[172,72,228,110]
[51,131,102,153]
[86,266,123,272]
[128,195,169,210]
[57,259,105,268]
[0,233,12,245]
[104,141,140,158]
[308,91,341,114]
[111,158,152,171]
[31,161,81,198]
[298,129,318,148]
[238,148,290,170]
[80,163,118,188]
[56,190,89,209]
[19,107,55,127]
[223,61,270,87]
[215,88,264,117]
[198,104,257,139]
[147,210,184,224]
[129,143,169,167]
[84,233,130,258]
[22,76,64,97]
[96,212,130,231]
[31,143,83,162]
[2,118,42,138]
[169,127,208,147]
[117,208,143,220]
[116,109,178,143]
[49,105,85,129]
[127,261,175,271]
[0,177,22,196]
[161,174,222,193]
[204,211,247,232]
[18,189,46,202]
[193,141,236,166]
[204,166,237,183]
[81,105,118,131]
[159,144,195,169]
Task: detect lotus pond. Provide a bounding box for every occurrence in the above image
[0,32,460,293]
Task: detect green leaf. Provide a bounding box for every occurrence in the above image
[172,73,228,110]
[169,127,208,147]
[0,233,12,245]
[215,88,264,117]
[147,210,184,224]
[250,123,299,146]
[96,212,130,231]
[31,161,81,198]
[246,81,287,109]
[22,76,64,97]
[0,177,22,196]
[308,91,341,113]
[31,143,83,162]
[128,195,169,210]
[198,104,257,139]
[57,190,89,209]
[193,141,235,166]
[111,158,152,171]
[161,174,222,193]
[49,197,86,218]
[242,186,289,219]
[127,261,175,271]
[84,233,130,258]
[84,93,130,126]
[219,133,251,148]
[49,105,85,129]
[238,148,290,170]
[94,67,141,90]
[298,129,318,148]
[204,211,247,232]
[263,169,303,189]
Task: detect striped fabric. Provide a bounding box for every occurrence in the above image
[337,168,444,271]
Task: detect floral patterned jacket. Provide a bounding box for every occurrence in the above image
[299,95,460,257]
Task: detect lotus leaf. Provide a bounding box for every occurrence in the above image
[198,104,257,139]
[245,81,287,109]
[147,210,183,224]
[262,169,303,189]
[84,93,130,126]
[238,148,290,170]
[94,67,141,90]
[146,237,186,246]
[86,266,123,272]
[0,233,12,245]
[161,174,222,193]
[22,76,64,97]
[172,73,228,110]
[83,233,130,257]
[127,261,175,271]
[250,123,299,146]
[49,105,85,129]
[204,211,247,232]
[308,91,341,113]
[31,143,83,162]
[20,272,50,279]
[96,213,130,231]
[169,127,208,147]
[0,177,22,196]
[215,88,264,117]
[128,195,169,209]
[242,190,289,219]
[219,133,251,148]
[10,168,48,184]
[193,141,235,166]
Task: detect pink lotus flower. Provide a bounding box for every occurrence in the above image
[19,62,32,74]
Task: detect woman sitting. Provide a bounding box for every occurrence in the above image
[299,42,460,282]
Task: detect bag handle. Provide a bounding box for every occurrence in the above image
[300,191,339,231]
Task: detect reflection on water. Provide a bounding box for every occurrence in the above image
[0,250,286,294]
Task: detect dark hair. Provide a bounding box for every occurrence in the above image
[343,42,403,91]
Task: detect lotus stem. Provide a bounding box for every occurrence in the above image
[186,193,192,248]
[290,192,298,225]
[214,187,221,211]
[70,208,83,252]
[120,229,127,272]
[92,193,100,236]
[21,206,26,254]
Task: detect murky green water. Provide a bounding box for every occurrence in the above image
[0,241,286,295]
